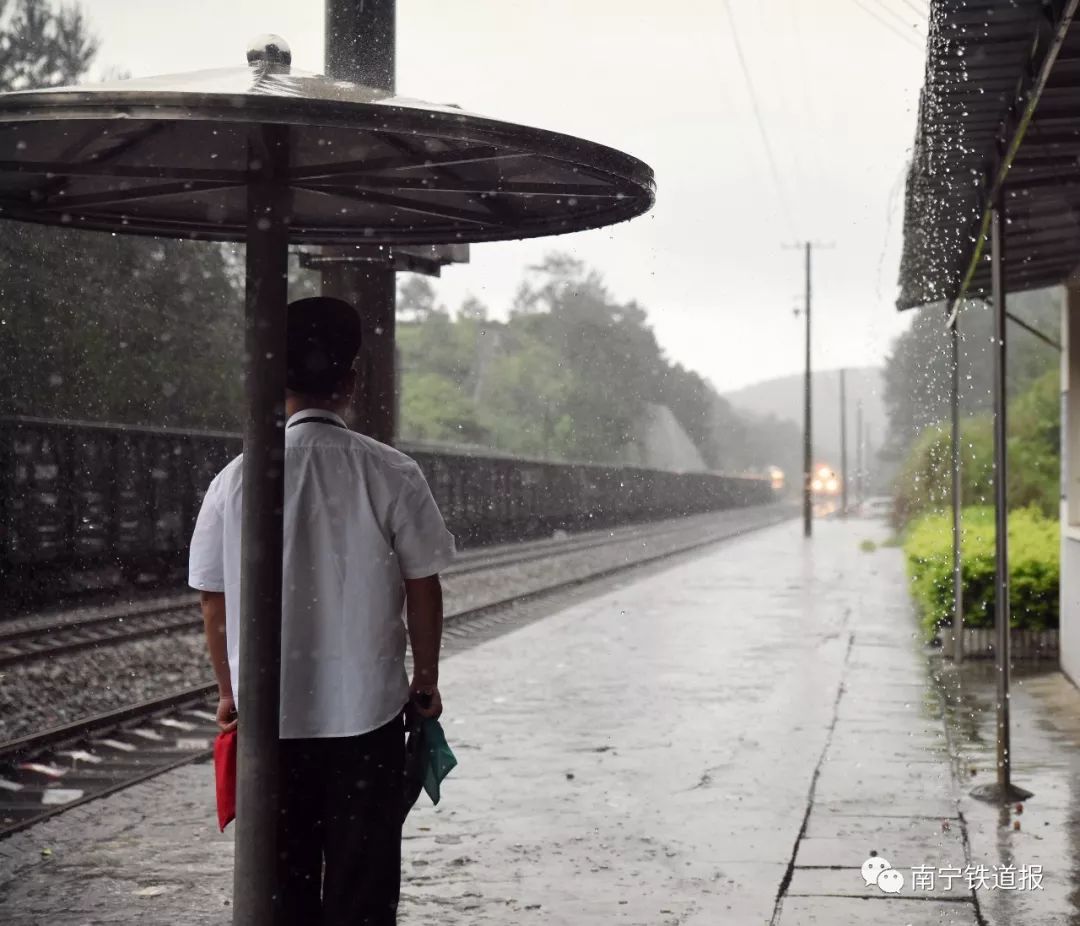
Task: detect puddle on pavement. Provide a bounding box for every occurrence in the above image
[929,655,1080,922]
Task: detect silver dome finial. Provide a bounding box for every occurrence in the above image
[247,35,292,70]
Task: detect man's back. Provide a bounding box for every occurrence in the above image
[193,297,451,924]
[189,408,455,738]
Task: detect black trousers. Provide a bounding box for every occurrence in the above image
[276,713,406,926]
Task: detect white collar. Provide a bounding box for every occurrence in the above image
[286,408,348,428]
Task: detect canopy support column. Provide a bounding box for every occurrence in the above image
[1063,287,1080,686]
[991,197,1012,794]
[950,314,963,662]
[972,192,1032,803]
[234,122,291,926]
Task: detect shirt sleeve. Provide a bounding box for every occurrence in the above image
[188,474,226,592]
[391,464,456,579]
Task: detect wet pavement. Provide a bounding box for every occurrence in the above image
[0,515,1076,923]
[936,659,1080,925]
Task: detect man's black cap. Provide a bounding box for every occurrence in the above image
[286,297,363,397]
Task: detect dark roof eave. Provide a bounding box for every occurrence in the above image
[897,0,1080,311]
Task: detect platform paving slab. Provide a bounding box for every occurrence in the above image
[795,824,964,868]
[776,896,979,925]
[774,519,982,923]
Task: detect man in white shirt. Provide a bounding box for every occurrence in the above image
[189,296,455,926]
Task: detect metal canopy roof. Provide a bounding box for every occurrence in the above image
[898,0,1080,310]
[0,48,655,246]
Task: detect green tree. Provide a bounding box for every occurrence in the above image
[0,1,245,431]
[399,372,487,444]
[481,336,573,457]
[398,275,444,322]
[0,0,96,89]
[892,368,1060,527]
[395,255,803,474]
[509,256,660,462]
[1009,367,1061,513]
[882,290,1060,463]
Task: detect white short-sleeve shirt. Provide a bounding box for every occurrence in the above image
[188,409,456,739]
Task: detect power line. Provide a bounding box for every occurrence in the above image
[868,0,926,33]
[721,0,796,236]
[869,1,927,40]
[788,0,829,200]
[875,161,909,303]
[849,0,925,50]
[895,0,928,18]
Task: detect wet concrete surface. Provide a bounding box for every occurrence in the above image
[769,519,980,924]
[1,505,790,743]
[0,515,1077,923]
[935,657,1080,925]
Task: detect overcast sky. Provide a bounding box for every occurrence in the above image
[84,0,926,393]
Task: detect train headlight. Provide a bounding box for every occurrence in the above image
[811,479,823,492]
[825,478,839,493]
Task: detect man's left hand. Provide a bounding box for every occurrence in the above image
[409,683,442,721]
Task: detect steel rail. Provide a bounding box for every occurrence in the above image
[0,610,207,668]
[0,504,797,838]
[0,684,217,764]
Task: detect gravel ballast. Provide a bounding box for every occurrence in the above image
[0,505,793,742]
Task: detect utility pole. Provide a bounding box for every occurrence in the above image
[855,399,864,507]
[866,426,874,494]
[839,368,848,517]
[950,314,963,663]
[786,241,830,536]
[803,242,812,536]
[322,0,397,444]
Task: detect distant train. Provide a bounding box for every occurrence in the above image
[810,464,841,497]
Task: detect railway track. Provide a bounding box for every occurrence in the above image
[0,608,209,669]
[0,512,740,668]
[0,503,796,838]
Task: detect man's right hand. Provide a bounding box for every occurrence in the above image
[216,694,238,732]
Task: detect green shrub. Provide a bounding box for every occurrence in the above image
[859,539,877,553]
[891,369,1060,530]
[904,506,1059,641]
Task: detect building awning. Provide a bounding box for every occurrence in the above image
[898,0,1080,310]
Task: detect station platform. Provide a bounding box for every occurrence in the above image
[0,514,1072,924]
